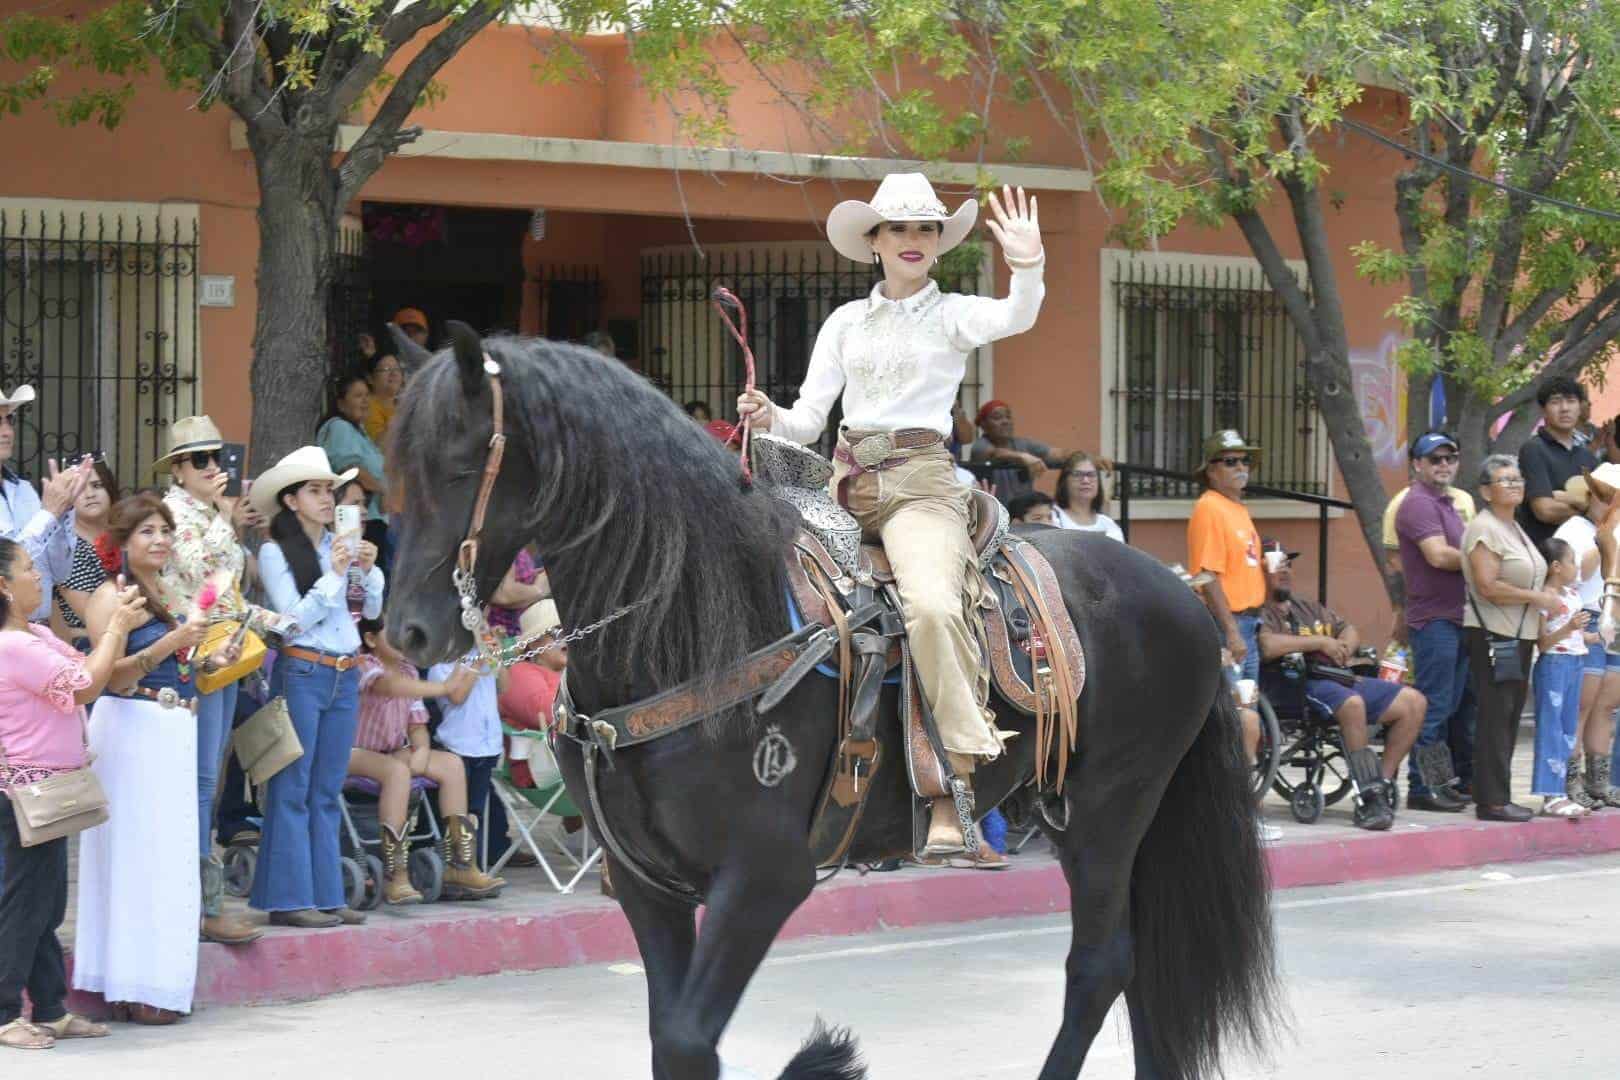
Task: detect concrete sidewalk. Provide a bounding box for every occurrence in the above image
[63,728,1620,1013]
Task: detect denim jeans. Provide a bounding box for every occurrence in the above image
[1233,612,1261,682]
[1407,619,1475,796]
[195,681,240,856]
[461,753,510,870]
[1531,652,1584,796]
[250,658,360,912]
[215,683,266,845]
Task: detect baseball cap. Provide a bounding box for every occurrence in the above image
[1410,432,1459,459]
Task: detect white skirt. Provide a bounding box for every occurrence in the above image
[73,695,201,1013]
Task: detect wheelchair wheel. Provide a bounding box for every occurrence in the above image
[1290,782,1325,824]
[1272,728,1354,810]
[360,854,386,911]
[222,844,256,899]
[340,856,366,911]
[1251,694,1283,807]
[409,846,446,904]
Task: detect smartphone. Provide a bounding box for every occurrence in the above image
[218,442,247,498]
[335,504,362,540]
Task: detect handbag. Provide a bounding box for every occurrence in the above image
[232,696,302,785]
[4,768,109,847]
[1467,588,1530,684]
[195,600,267,695]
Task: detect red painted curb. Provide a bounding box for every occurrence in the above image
[64,810,1620,1012]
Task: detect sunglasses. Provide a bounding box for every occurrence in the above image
[187,450,220,469]
[1213,455,1251,468]
[1425,453,1459,465]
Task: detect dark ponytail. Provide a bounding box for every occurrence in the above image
[0,537,21,627]
[268,482,324,595]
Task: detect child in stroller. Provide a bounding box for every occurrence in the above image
[352,616,506,903]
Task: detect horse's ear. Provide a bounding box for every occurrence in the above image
[446,320,484,398]
[385,322,433,373]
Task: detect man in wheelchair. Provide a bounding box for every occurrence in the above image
[1257,540,1426,830]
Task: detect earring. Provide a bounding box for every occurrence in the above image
[872,253,880,266]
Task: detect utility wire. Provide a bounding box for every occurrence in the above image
[1336,115,1620,224]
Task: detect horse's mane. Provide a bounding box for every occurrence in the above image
[396,335,795,706]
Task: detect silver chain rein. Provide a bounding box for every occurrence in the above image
[454,564,648,670]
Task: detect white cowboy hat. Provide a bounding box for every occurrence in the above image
[825,173,978,265]
[248,446,358,518]
[519,599,561,641]
[1568,462,1620,509]
[152,415,226,473]
[0,384,35,410]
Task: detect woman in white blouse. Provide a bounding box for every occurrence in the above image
[1053,452,1124,542]
[738,174,1043,859]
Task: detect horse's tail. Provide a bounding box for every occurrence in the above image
[1129,686,1283,1079]
[774,1018,866,1080]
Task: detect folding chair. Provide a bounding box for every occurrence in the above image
[487,724,602,893]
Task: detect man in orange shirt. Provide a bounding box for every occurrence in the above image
[1188,430,1266,681]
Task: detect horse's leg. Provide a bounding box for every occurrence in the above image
[1123,980,1167,1080]
[1036,764,1176,1080]
[609,855,698,1080]
[650,839,817,1080]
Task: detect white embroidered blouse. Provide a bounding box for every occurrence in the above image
[771,262,1045,445]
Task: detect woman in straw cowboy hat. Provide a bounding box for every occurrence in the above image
[736,174,1044,856]
[249,447,383,928]
[155,416,264,947]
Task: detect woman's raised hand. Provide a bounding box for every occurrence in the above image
[171,618,210,653]
[107,585,148,636]
[985,185,1041,265]
[736,388,775,431]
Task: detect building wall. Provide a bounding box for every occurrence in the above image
[1,19,1418,639]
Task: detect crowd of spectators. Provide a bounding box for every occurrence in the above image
[0,307,572,1047]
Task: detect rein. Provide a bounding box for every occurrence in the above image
[450,351,644,668]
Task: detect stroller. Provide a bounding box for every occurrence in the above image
[338,776,449,907]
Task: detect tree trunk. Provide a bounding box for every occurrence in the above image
[1302,343,1397,589]
[244,122,341,477]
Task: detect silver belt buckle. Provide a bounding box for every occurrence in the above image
[851,432,895,469]
[156,687,180,709]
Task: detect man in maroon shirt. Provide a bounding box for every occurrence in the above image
[1395,432,1475,812]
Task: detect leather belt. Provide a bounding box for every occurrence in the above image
[835,428,944,473]
[283,646,358,672]
[110,686,198,713]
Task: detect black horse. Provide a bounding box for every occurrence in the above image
[386,324,1280,1080]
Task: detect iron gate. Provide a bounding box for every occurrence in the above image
[642,244,984,451]
[1108,257,1327,499]
[327,225,371,377]
[0,209,199,490]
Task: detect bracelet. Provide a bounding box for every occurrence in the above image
[135,649,157,675]
[1004,250,1045,271]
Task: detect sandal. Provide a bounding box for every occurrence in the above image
[0,1018,55,1050]
[1542,796,1589,818]
[38,1013,110,1039]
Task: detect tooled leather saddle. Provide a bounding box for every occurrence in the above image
[783,486,1085,866]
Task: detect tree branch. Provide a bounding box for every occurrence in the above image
[327,0,455,119]
[338,3,505,206]
[217,0,279,129]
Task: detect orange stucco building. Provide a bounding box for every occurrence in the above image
[1,21,1426,639]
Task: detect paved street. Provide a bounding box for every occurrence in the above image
[27,854,1620,1079]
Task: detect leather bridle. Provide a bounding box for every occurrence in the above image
[452,354,507,634]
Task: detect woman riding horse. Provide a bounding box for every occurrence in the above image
[383,184,1278,1079]
[737,175,1043,856]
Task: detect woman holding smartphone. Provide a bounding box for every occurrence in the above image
[154,417,262,947]
[248,447,382,928]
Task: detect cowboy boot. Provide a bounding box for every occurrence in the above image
[379,823,423,905]
[440,814,506,901]
[200,856,263,946]
[1586,752,1620,809]
[1567,756,1602,811]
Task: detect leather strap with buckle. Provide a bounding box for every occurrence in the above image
[283,646,357,672]
[110,686,197,713]
[835,428,943,474]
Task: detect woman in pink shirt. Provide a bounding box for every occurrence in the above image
[0,538,146,1051]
